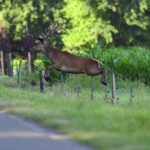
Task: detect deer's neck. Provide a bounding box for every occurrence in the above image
[42,44,57,60]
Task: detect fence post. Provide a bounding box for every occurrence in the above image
[91,78,94,100]
[77,82,81,96]
[68,73,72,93]
[60,72,64,88]
[7,53,13,76]
[18,60,22,84]
[27,52,32,73]
[40,70,46,93]
[0,50,4,75]
[16,61,18,76]
[130,87,133,105]
[105,85,109,100]
[111,73,117,104]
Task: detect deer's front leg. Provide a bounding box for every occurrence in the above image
[44,65,55,81]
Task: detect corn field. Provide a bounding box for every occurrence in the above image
[81,45,150,84]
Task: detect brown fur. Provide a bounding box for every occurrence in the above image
[33,40,107,86]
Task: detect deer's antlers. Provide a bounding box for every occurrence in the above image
[50,22,65,32]
[34,22,65,40]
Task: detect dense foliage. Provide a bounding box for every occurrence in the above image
[13,46,150,84]
[1,0,150,83]
[1,0,150,50]
[78,45,150,84]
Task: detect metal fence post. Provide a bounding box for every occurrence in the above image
[18,60,22,84]
[130,87,134,105]
[91,78,94,100]
[77,82,81,96]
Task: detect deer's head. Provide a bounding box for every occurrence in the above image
[32,23,65,52]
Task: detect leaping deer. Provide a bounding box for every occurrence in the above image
[32,23,107,86]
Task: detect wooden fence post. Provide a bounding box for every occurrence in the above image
[91,78,94,100]
[7,53,13,76]
[18,60,22,84]
[111,73,117,104]
[40,70,46,93]
[0,50,4,75]
[27,52,32,73]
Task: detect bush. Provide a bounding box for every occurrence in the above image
[13,59,27,75]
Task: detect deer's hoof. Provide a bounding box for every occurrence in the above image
[101,81,107,86]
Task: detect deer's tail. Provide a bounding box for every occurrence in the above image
[97,60,104,67]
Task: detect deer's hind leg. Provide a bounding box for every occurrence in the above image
[86,68,107,86]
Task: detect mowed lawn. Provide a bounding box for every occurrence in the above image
[0,76,150,150]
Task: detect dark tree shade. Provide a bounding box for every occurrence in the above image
[22,35,35,52]
[0,36,2,50]
[0,32,10,52]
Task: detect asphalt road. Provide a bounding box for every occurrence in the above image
[0,111,94,150]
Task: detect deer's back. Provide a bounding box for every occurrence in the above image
[49,50,99,73]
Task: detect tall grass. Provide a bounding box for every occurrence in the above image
[0,75,150,150]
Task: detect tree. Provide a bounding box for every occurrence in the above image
[86,0,150,46]
[0,0,64,55]
[55,0,118,49]
[1,0,150,53]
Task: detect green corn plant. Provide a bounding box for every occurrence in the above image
[79,44,150,84]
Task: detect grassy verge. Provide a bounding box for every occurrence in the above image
[0,75,150,150]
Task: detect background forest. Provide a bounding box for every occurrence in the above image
[1,0,150,83]
[1,0,150,51]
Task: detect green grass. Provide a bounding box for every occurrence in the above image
[0,75,150,150]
